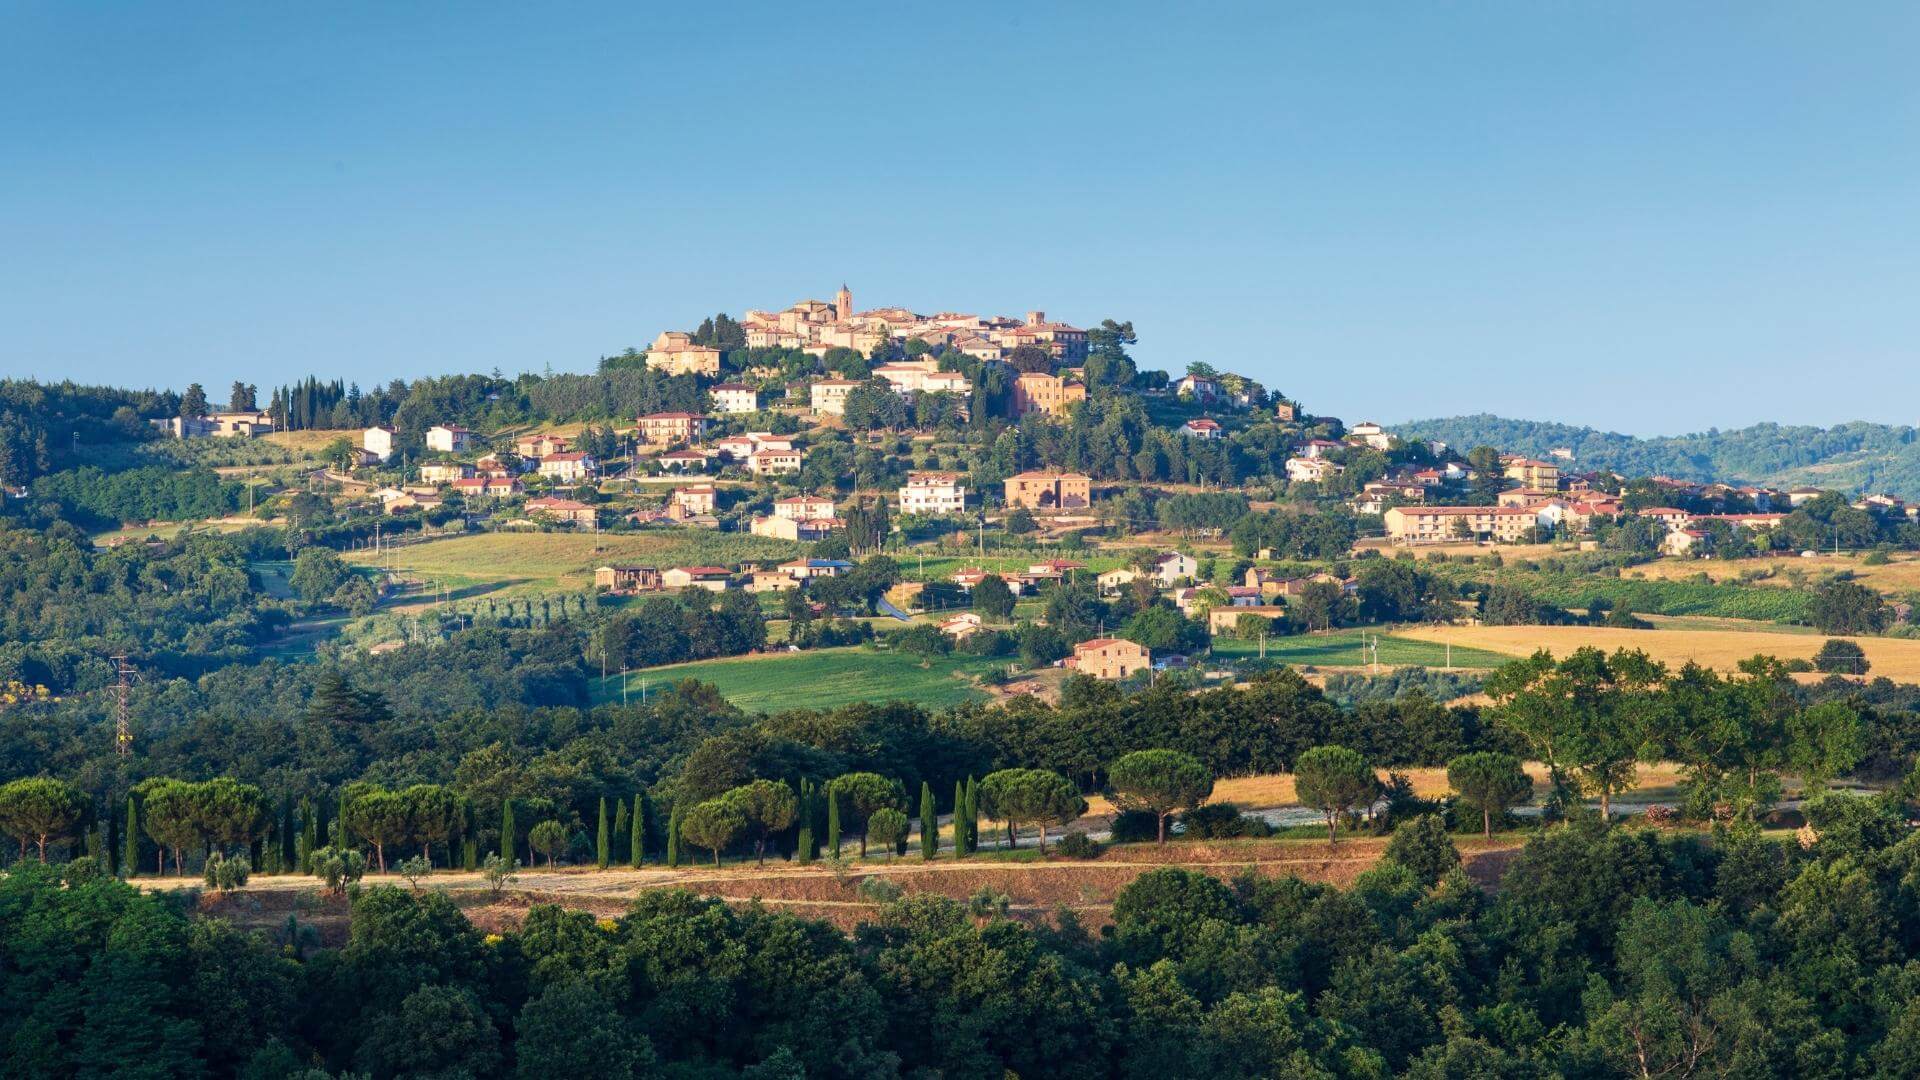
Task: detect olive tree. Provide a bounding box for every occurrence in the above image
[1293,745,1376,844]
[1107,749,1214,844]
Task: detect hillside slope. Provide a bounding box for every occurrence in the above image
[1396,414,1920,497]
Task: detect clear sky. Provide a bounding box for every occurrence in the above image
[4,2,1917,435]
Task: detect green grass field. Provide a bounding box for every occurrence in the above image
[340,529,803,595]
[593,646,1008,712]
[1210,629,1515,670]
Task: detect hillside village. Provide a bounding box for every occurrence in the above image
[59,283,1916,703]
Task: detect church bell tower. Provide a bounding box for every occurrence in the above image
[835,283,852,321]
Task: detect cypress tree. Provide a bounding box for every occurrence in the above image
[920,782,938,860]
[952,780,968,857]
[795,780,814,864]
[501,798,517,865]
[665,801,681,868]
[964,777,979,855]
[123,795,139,878]
[826,789,842,858]
[337,790,352,848]
[301,798,319,873]
[279,797,295,875]
[463,837,479,870]
[613,799,629,855]
[630,793,645,868]
[596,797,610,869]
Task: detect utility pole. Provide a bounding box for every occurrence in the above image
[111,655,135,757]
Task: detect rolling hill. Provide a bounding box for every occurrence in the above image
[1396,414,1920,497]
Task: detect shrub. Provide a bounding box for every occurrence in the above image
[1813,638,1871,675]
[203,851,251,893]
[856,875,903,903]
[1108,809,1160,844]
[1179,802,1273,839]
[1054,832,1101,859]
[1382,815,1459,886]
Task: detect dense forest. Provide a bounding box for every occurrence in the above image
[13,797,1920,1077]
[1400,414,1920,498]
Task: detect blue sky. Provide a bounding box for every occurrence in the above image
[3,2,1917,435]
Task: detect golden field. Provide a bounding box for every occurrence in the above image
[1396,623,1920,680]
[1627,552,1920,594]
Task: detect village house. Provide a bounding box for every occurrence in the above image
[1637,507,1693,530]
[473,454,517,478]
[773,495,836,520]
[1010,372,1087,419]
[1174,374,1220,401]
[151,410,276,439]
[636,412,708,445]
[1273,401,1297,422]
[663,566,732,592]
[995,311,1089,362]
[644,331,722,377]
[537,452,597,483]
[655,449,710,471]
[1181,418,1223,439]
[809,379,864,416]
[453,476,522,499]
[419,462,472,484]
[748,447,803,477]
[593,565,662,593]
[1003,470,1092,511]
[1285,457,1344,484]
[1502,457,1562,489]
[1067,637,1151,681]
[362,426,396,463]
[710,383,760,414]
[898,473,966,515]
[1207,604,1287,636]
[872,359,971,396]
[1497,488,1561,508]
[747,569,801,593]
[672,486,718,516]
[1346,421,1392,450]
[1151,551,1198,586]
[1382,505,1546,544]
[780,558,852,582]
[749,514,838,542]
[524,496,598,528]
[1175,586,1264,615]
[513,434,571,460]
[1294,438,1343,459]
[936,612,984,639]
[1096,567,1139,595]
[426,424,474,453]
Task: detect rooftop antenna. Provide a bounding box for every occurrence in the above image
[111,655,137,756]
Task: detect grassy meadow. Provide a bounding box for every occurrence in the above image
[1210,628,1515,670]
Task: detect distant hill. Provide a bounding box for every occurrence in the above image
[1395,414,1920,498]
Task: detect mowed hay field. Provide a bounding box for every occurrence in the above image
[1082,762,1688,817]
[597,646,1007,712]
[1396,624,1920,680]
[342,530,802,593]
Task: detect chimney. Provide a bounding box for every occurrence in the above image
[1026,310,1044,326]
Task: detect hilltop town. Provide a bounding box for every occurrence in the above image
[12,281,1900,705]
